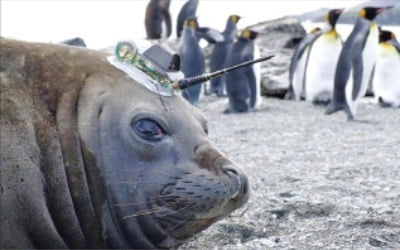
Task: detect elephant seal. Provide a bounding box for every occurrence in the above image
[0,38,249,249]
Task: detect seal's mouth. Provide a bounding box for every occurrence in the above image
[107,169,249,249]
[150,168,250,246]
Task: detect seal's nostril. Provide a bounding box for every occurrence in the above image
[223,168,238,178]
[240,174,249,195]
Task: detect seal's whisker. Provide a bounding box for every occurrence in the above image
[112,197,191,207]
[156,203,195,219]
[121,201,194,220]
[122,208,160,219]
[161,213,194,232]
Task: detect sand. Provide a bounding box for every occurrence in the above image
[179,96,400,249]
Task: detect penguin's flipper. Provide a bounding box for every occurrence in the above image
[351,54,364,101]
[196,27,225,43]
[245,64,258,108]
[389,38,400,54]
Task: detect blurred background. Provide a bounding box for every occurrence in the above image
[2,0,399,50]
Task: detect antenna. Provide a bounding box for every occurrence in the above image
[172,55,274,90]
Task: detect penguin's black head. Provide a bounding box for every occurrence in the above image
[183,17,198,29]
[240,30,259,40]
[379,30,396,43]
[229,15,241,24]
[359,7,390,20]
[326,8,343,28]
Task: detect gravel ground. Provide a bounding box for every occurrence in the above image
[179,96,400,249]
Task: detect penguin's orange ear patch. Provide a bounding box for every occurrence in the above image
[189,20,197,28]
[230,15,240,23]
[242,30,250,39]
[324,13,330,23]
[310,27,321,34]
[359,8,366,18]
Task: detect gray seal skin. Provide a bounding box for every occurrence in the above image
[145,0,172,39]
[176,0,199,38]
[0,38,249,249]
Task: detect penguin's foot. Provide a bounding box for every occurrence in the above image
[206,89,226,97]
[223,107,233,114]
[378,97,393,108]
[312,99,330,106]
[345,109,355,121]
[325,103,342,115]
[223,107,249,114]
[284,91,295,100]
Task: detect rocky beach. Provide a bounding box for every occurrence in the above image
[179,95,400,249]
[177,14,400,250]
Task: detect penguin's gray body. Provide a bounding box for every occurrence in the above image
[179,23,205,105]
[286,29,323,100]
[145,0,172,39]
[326,18,379,120]
[208,17,240,96]
[225,35,259,113]
[176,0,199,38]
[372,33,400,107]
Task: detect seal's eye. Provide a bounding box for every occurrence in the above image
[133,119,165,141]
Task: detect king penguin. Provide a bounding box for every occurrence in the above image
[207,15,241,96]
[179,18,205,105]
[145,0,172,39]
[286,27,323,100]
[176,0,199,38]
[326,7,390,120]
[224,30,261,113]
[305,8,344,105]
[372,30,400,108]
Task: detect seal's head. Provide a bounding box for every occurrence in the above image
[79,55,249,249]
[0,38,249,249]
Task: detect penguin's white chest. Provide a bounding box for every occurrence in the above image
[253,44,262,108]
[372,43,400,107]
[161,20,168,38]
[305,32,342,102]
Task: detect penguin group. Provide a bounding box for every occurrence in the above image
[287,8,344,105]
[289,6,398,121]
[142,1,398,118]
[326,6,392,120]
[144,0,264,109]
